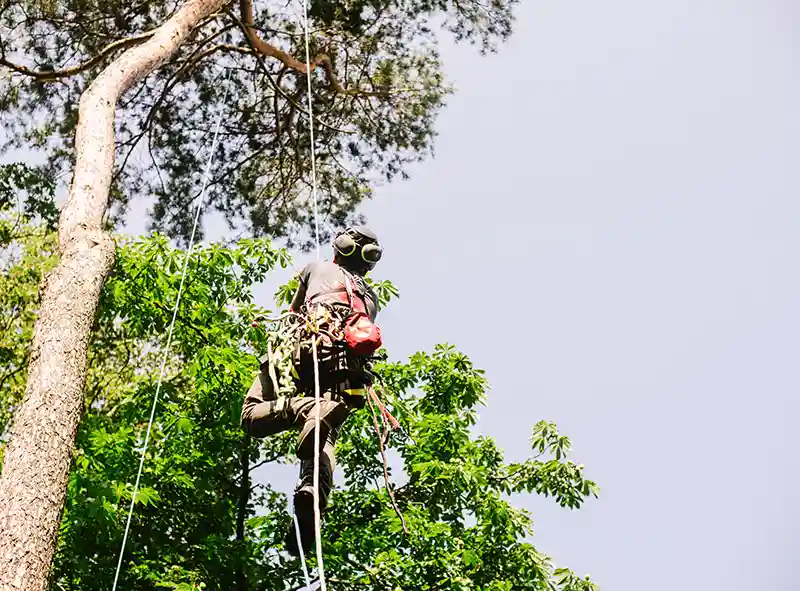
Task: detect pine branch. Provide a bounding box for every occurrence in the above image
[237,0,402,97]
[0,31,156,80]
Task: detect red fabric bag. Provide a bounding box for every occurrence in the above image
[342,271,383,356]
[344,312,383,356]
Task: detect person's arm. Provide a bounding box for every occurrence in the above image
[289,263,314,313]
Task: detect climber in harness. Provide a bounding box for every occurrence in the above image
[241,226,383,556]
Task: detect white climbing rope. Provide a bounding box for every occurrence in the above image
[299,0,327,585]
[111,78,230,591]
[308,335,325,589]
[293,513,313,587]
[301,2,321,261]
[105,8,325,580]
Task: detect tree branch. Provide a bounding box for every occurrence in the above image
[225,10,356,134]
[113,23,237,188]
[237,0,396,97]
[251,451,283,470]
[0,358,28,396]
[0,31,156,81]
[236,436,250,590]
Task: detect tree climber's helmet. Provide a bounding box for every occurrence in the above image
[333,226,382,272]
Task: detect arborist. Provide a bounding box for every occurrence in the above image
[240,226,384,556]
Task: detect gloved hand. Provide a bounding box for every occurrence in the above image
[362,363,375,386]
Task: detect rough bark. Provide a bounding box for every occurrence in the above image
[0,1,227,589]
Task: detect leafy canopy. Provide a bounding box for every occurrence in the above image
[0,165,599,590]
[0,0,518,246]
[0,164,59,438]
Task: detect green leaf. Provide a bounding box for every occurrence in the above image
[176,417,193,433]
[133,487,161,507]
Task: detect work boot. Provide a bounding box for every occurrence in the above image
[285,486,317,557]
[295,399,348,460]
[286,436,335,557]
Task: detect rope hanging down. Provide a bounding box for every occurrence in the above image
[111,77,231,591]
[299,0,328,584]
[112,4,328,585]
[293,513,313,587]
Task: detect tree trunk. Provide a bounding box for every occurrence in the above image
[0,1,226,589]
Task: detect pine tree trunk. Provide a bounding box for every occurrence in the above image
[0,1,226,589]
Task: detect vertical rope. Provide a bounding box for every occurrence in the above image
[309,335,325,589]
[293,513,313,587]
[111,75,230,591]
[298,0,326,587]
[301,0,321,260]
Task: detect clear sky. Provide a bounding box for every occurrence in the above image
[5,0,800,589]
[255,1,799,589]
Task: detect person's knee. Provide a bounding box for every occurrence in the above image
[240,397,293,438]
[240,404,258,436]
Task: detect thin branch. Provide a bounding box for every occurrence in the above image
[227,11,355,134]
[0,357,28,395]
[237,0,403,97]
[112,24,237,186]
[0,31,156,80]
[251,452,283,470]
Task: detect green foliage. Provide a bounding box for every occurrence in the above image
[54,239,597,590]
[318,345,600,589]
[274,276,299,308]
[367,276,400,308]
[0,191,599,589]
[0,0,518,246]
[0,162,58,233]
[54,232,295,590]
[0,164,58,437]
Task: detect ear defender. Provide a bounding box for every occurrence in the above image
[360,242,382,264]
[333,232,358,256]
[334,227,382,266]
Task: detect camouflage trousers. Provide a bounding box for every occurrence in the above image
[241,356,351,511]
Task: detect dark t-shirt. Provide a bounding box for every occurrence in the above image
[290,260,379,322]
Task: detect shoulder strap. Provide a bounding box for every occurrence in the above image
[341,268,355,311]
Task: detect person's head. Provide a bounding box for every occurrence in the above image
[332,226,382,275]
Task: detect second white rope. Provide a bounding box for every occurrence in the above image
[111,76,230,591]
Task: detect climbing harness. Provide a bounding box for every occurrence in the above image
[259,301,374,401]
[111,72,231,591]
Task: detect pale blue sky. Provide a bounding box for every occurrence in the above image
[252,1,799,588]
[5,0,799,589]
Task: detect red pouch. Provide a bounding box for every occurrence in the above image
[344,312,383,356]
[341,269,382,356]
